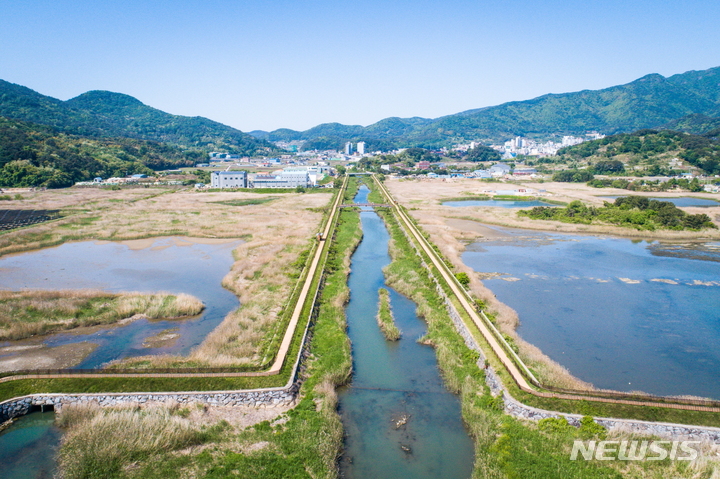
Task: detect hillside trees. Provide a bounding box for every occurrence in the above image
[0,117,193,187]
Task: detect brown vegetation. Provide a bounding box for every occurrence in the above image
[0,290,203,340]
[1,187,333,369]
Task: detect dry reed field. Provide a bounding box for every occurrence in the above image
[55,398,294,478]
[0,290,203,340]
[0,187,333,368]
[383,177,720,390]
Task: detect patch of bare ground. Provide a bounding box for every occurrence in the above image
[0,341,97,372]
[142,328,180,348]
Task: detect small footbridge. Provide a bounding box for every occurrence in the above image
[339,203,391,208]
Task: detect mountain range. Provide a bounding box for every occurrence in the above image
[0,80,274,156]
[2,65,720,162]
[251,66,720,149]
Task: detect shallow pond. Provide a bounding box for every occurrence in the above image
[462,226,720,399]
[600,196,720,207]
[0,411,61,479]
[338,186,474,478]
[443,199,556,208]
[0,237,241,369]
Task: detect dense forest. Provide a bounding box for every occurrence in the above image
[0,117,202,188]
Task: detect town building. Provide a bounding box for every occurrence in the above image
[211,171,248,188]
[489,163,511,177]
[357,141,366,155]
[253,171,309,188]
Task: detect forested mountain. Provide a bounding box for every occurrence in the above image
[0,80,275,156]
[0,117,203,188]
[260,66,720,150]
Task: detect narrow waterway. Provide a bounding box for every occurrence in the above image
[0,411,61,479]
[338,186,474,478]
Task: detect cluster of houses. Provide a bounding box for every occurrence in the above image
[75,174,184,187]
[401,162,538,180]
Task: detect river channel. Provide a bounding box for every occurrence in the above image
[338,185,474,478]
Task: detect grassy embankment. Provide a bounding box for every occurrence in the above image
[54,183,363,479]
[0,290,203,341]
[367,178,719,478]
[376,288,401,341]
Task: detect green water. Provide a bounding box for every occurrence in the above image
[338,186,474,478]
[0,411,60,479]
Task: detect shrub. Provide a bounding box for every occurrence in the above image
[455,272,470,288]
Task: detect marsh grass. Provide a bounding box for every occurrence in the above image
[376,288,401,340]
[213,197,279,206]
[0,290,203,340]
[57,402,227,479]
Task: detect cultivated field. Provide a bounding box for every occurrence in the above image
[0,186,334,369]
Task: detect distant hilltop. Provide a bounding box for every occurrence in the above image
[0,80,275,157]
[251,66,720,151]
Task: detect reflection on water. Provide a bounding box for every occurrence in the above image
[443,199,555,208]
[0,411,60,479]
[338,186,473,479]
[0,237,241,369]
[462,225,720,399]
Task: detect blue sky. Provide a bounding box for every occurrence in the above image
[2,0,720,132]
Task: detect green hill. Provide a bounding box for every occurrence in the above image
[661,113,720,136]
[556,129,720,175]
[0,117,203,188]
[0,80,275,156]
[266,66,720,149]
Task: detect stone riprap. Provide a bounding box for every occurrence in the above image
[0,384,298,423]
